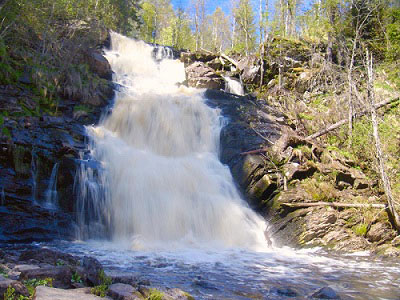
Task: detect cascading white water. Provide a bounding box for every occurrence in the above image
[77,32,269,250]
[44,162,59,209]
[224,76,244,96]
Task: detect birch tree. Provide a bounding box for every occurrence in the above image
[365,49,400,232]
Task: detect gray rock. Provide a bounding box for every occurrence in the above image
[164,288,194,300]
[185,62,224,89]
[367,223,395,243]
[20,266,72,288]
[108,283,138,300]
[34,286,112,300]
[310,287,340,299]
[82,256,104,286]
[0,275,29,299]
[87,50,112,80]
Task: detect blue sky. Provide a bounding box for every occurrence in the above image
[171,0,314,18]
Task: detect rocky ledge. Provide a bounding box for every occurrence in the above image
[0,246,193,300]
[202,87,399,256]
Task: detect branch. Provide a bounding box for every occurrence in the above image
[220,53,238,67]
[306,97,400,140]
[281,202,386,209]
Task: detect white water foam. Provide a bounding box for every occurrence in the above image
[76,32,269,251]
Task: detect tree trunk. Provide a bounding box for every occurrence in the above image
[366,49,400,232]
[306,97,400,140]
[281,202,386,209]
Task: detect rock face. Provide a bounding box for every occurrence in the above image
[185,62,224,89]
[0,27,113,242]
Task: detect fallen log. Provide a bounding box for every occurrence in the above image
[306,97,400,140]
[220,53,239,68]
[281,201,386,209]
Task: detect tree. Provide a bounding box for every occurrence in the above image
[365,49,400,232]
[190,0,206,51]
[233,0,256,54]
[204,7,231,52]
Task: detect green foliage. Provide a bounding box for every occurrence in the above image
[71,272,82,284]
[21,278,53,300]
[91,284,108,297]
[386,8,400,61]
[302,178,337,202]
[91,269,112,297]
[352,223,368,236]
[233,0,256,54]
[147,289,164,300]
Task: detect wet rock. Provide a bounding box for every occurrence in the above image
[107,271,148,287]
[20,266,72,288]
[310,287,340,299]
[108,283,138,300]
[82,256,104,286]
[19,248,78,266]
[0,275,29,299]
[87,50,112,80]
[34,286,111,300]
[185,62,224,89]
[247,174,277,200]
[269,286,298,297]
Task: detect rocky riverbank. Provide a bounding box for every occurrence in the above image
[182,43,400,256]
[0,245,193,300]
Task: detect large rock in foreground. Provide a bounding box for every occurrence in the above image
[34,286,112,300]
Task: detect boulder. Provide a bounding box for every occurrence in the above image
[310,286,341,299]
[19,266,72,288]
[34,286,112,300]
[367,223,396,243]
[185,62,224,89]
[0,275,29,299]
[86,49,112,80]
[108,283,139,300]
[163,288,194,300]
[19,249,78,266]
[81,256,104,286]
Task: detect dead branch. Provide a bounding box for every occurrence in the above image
[281,202,386,209]
[306,97,400,140]
[240,148,268,155]
[220,53,238,67]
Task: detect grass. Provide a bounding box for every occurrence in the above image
[147,289,164,300]
[352,223,368,237]
[91,270,112,297]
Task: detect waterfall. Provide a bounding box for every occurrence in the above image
[77,32,269,250]
[224,76,244,96]
[1,187,5,206]
[31,149,38,202]
[44,163,59,209]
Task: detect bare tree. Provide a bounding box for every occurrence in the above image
[366,49,400,232]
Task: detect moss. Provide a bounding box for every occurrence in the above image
[352,223,368,237]
[147,288,164,300]
[13,145,31,176]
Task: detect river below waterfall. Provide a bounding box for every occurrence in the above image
[61,32,400,300]
[38,240,399,299]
